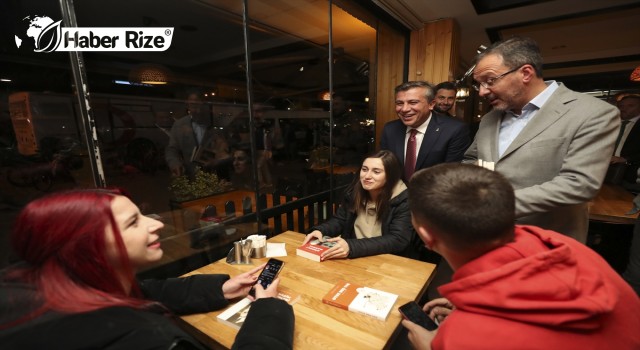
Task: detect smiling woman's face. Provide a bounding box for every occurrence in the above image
[360,157,387,195]
[233,150,249,174]
[105,195,164,270]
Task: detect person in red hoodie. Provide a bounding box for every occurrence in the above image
[403,163,640,350]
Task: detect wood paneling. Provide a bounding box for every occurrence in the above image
[408,19,460,84]
[375,22,406,149]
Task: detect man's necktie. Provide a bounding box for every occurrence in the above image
[614,120,631,154]
[404,129,418,181]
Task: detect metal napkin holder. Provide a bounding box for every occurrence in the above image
[226,239,253,265]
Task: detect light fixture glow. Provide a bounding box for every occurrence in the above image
[130,64,171,85]
[631,66,640,82]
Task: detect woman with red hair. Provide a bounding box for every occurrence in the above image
[0,189,293,349]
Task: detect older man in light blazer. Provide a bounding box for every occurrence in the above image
[463,37,619,243]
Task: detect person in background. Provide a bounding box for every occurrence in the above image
[302,150,413,260]
[228,105,277,192]
[612,95,640,187]
[403,163,640,350]
[230,148,253,190]
[0,189,294,349]
[623,194,640,295]
[165,92,233,180]
[432,81,457,117]
[230,148,272,193]
[380,81,470,183]
[463,36,619,243]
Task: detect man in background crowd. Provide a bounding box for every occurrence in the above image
[432,81,457,117]
[165,92,232,180]
[611,95,640,187]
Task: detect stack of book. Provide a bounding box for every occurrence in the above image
[322,280,398,320]
[217,286,301,330]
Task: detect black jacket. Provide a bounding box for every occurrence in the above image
[0,274,294,350]
[310,189,414,258]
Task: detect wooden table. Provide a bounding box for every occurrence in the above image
[179,231,437,350]
[588,184,638,224]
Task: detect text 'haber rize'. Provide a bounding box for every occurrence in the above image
[63,31,166,49]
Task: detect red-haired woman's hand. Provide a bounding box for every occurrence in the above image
[221,263,265,299]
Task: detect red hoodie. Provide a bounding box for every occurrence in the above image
[434,225,640,350]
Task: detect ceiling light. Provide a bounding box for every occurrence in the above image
[631,66,640,82]
[319,91,331,101]
[129,64,171,85]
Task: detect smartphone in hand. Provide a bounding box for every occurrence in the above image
[248,258,284,297]
[399,301,438,331]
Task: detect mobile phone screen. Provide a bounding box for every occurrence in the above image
[399,301,438,331]
[249,258,284,297]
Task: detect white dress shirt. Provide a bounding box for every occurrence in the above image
[498,81,559,157]
[405,114,432,160]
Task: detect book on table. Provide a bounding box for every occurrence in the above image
[296,237,337,262]
[217,286,301,330]
[321,280,398,320]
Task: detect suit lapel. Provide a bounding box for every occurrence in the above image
[500,84,573,160]
[416,114,441,167]
[477,109,502,162]
[395,122,408,166]
[621,121,640,155]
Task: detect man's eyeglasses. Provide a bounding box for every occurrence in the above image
[472,65,523,91]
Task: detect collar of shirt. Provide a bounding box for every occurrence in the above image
[405,113,431,135]
[405,113,431,157]
[498,82,559,157]
[628,115,640,124]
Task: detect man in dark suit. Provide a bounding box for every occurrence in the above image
[380,81,470,183]
[613,95,640,185]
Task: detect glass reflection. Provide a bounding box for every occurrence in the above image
[0,0,380,275]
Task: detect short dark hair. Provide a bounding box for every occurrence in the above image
[409,163,515,251]
[476,36,543,78]
[394,81,436,102]
[434,81,457,93]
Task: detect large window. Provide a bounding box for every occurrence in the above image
[0,0,403,276]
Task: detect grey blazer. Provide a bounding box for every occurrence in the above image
[464,83,620,242]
